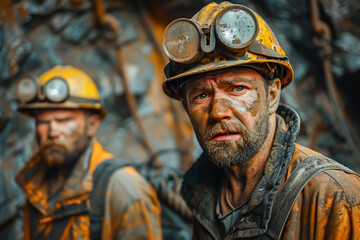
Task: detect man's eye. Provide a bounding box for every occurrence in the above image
[58,118,72,123]
[234,86,244,91]
[195,93,207,100]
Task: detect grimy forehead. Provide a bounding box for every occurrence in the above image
[183,67,263,90]
[34,108,85,118]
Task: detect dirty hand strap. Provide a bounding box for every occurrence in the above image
[266,156,357,240]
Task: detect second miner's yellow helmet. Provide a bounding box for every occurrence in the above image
[16,65,106,118]
[161,1,294,99]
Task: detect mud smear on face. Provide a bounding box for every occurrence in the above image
[227,90,259,116]
[190,106,208,125]
[248,89,262,117]
[61,121,80,136]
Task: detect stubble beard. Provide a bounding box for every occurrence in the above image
[198,110,270,168]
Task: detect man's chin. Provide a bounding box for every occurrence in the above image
[205,146,243,168]
[208,153,246,168]
[42,151,67,168]
[204,141,258,168]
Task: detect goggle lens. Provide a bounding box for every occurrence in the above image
[162,19,202,64]
[216,6,258,50]
[16,77,37,103]
[45,78,69,103]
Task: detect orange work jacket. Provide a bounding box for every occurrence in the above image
[16,141,162,239]
[181,104,360,239]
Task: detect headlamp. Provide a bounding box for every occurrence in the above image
[44,78,69,103]
[15,77,38,103]
[162,19,203,64]
[15,76,70,104]
[215,5,258,53]
[162,5,260,64]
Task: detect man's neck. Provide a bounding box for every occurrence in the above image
[223,115,277,209]
[45,143,93,200]
[46,164,74,198]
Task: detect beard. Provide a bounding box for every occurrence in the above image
[39,139,77,168]
[196,109,270,168]
[39,132,90,169]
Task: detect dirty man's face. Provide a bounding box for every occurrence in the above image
[183,68,270,167]
[35,109,91,168]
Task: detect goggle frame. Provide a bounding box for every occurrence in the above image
[16,76,71,104]
[162,5,260,64]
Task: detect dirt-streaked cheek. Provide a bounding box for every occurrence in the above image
[231,90,260,116]
[63,121,81,136]
[63,121,84,150]
[248,89,263,117]
[189,106,208,131]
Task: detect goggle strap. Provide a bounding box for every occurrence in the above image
[200,22,216,53]
[249,40,288,60]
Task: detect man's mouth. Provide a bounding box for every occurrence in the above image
[40,140,67,152]
[210,131,240,141]
[48,144,64,150]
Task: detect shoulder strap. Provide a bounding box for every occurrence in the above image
[90,158,130,240]
[266,156,358,240]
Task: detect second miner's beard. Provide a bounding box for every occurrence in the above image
[196,108,270,168]
[39,131,90,169]
[40,139,80,168]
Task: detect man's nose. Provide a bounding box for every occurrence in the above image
[48,121,61,138]
[209,98,232,123]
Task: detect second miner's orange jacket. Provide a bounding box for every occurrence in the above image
[16,141,162,240]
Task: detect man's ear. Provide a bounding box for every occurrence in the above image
[86,114,101,137]
[268,78,281,114]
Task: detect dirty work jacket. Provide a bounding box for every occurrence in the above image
[16,140,162,240]
[181,104,360,239]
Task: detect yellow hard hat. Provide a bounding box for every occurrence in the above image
[16,65,106,118]
[161,1,294,99]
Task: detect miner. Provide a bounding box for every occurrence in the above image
[161,2,360,239]
[15,65,162,239]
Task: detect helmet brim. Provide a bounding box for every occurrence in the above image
[17,101,107,119]
[162,55,294,100]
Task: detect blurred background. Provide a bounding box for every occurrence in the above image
[1,0,359,239]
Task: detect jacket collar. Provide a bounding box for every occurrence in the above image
[16,140,112,216]
[181,104,300,239]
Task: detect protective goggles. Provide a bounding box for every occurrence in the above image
[16,76,71,104]
[162,5,283,64]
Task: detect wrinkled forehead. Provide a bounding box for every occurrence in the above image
[182,67,264,92]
